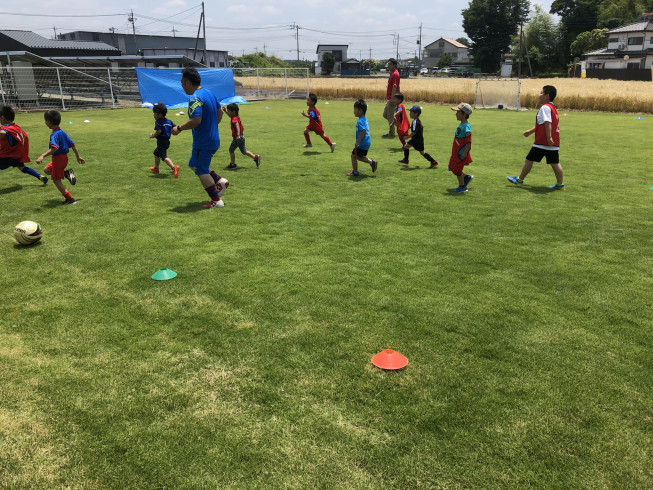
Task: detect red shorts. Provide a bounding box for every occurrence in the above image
[448,154,471,176]
[305,125,324,136]
[45,154,68,180]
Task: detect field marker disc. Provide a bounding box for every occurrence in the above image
[371,349,408,370]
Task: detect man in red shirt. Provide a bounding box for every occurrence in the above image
[382,58,400,138]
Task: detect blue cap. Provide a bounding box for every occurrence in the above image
[409,105,422,114]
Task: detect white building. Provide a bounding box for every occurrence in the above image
[421,38,471,71]
[315,44,348,74]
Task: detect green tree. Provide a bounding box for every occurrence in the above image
[456,37,471,47]
[511,5,565,74]
[463,0,531,73]
[550,0,599,65]
[598,0,653,28]
[321,52,336,75]
[437,54,453,68]
[570,28,609,57]
[239,52,288,68]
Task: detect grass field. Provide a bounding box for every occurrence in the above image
[1,100,652,487]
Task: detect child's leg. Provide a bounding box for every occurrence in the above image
[229,152,236,166]
[551,163,563,184]
[320,134,334,146]
[357,155,371,164]
[457,172,466,187]
[44,166,52,175]
[519,159,534,180]
[153,156,161,169]
[399,134,407,147]
[53,179,73,200]
[304,130,312,145]
[163,157,175,170]
[350,152,359,172]
[19,165,43,180]
[420,150,437,164]
[245,150,256,160]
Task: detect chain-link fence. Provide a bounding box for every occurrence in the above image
[0,66,311,111]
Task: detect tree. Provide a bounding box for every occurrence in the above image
[456,37,471,47]
[437,54,453,68]
[321,52,336,75]
[550,0,600,65]
[462,0,531,73]
[511,5,565,74]
[570,28,608,58]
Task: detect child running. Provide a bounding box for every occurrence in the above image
[400,105,439,168]
[302,93,336,152]
[149,102,179,177]
[449,103,473,193]
[390,93,410,149]
[36,110,85,204]
[222,103,260,169]
[0,105,48,185]
[348,99,378,177]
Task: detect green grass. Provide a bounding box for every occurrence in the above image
[1,101,651,488]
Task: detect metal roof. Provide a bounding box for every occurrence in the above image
[608,20,653,34]
[0,30,119,51]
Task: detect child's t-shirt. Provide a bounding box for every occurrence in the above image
[409,118,424,145]
[230,115,244,138]
[154,118,173,144]
[188,87,220,150]
[452,121,472,163]
[356,116,371,150]
[49,127,74,155]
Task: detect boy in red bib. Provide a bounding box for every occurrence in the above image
[507,85,564,189]
[222,103,260,169]
[0,105,48,185]
[302,93,336,152]
[390,93,411,152]
[36,110,85,205]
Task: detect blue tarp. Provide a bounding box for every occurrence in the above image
[135,68,236,109]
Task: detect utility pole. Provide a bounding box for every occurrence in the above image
[518,23,522,78]
[396,34,399,61]
[128,10,137,54]
[263,44,267,56]
[418,23,422,66]
[193,3,206,65]
[369,48,372,59]
[53,26,57,39]
[172,26,176,38]
[292,23,300,61]
[201,2,207,66]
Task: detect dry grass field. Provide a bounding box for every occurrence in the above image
[238,76,653,113]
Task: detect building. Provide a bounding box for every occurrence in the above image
[0,30,120,58]
[59,31,228,68]
[582,13,653,81]
[315,45,348,74]
[421,38,471,71]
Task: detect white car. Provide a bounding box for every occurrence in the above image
[420,67,429,75]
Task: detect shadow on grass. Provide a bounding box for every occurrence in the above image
[347,173,374,180]
[13,241,43,249]
[0,184,23,195]
[302,151,322,156]
[169,202,208,213]
[41,198,79,208]
[508,185,562,194]
[399,166,423,171]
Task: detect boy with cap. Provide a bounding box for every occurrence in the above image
[400,105,439,168]
[449,102,473,193]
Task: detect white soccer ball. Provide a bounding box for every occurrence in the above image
[14,220,42,245]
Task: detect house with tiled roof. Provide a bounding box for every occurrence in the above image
[0,30,120,57]
[421,38,471,71]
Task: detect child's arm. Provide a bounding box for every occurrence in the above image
[217,107,224,124]
[149,129,162,139]
[70,144,85,164]
[544,121,554,146]
[459,133,472,160]
[234,122,241,140]
[35,148,54,164]
[354,130,366,148]
[523,126,536,137]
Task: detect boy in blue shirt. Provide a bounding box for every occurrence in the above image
[36,110,85,204]
[348,99,378,177]
[149,102,179,178]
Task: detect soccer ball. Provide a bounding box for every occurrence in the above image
[14,220,42,245]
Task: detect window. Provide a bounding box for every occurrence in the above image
[650,37,653,44]
[439,42,444,48]
[608,37,618,43]
[627,37,643,45]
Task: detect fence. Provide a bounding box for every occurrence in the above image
[0,66,311,111]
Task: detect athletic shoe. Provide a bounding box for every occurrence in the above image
[64,168,76,185]
[370,160,378,173]
[303,143,313,148]
[173,165,179,178]
[254,155,261,167]
[62,198,76,204]
[463,174,473,189]
[507,176,523,184]
[429,162,439,169]
[346,171,359,176]
[216,178,229,197]
[330,143,336,153]
[398,159,409,164]
[39,175,48,185]
[549,183,565,189]
[202,199,224,208]
[224,163,237,170]
[149,166,160,174]
[451,186,468,193]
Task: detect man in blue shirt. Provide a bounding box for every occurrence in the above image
[172,68,229,208]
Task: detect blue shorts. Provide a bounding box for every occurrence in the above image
[188,148,217,175]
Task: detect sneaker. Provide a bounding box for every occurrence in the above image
[216,178,229,197]
[370,160,378,173]
[451,186,468,193]
[346,171,360,176]
[429,162,439,169]
[463,174,473,189]
[202,199,224,208]
[64,168,76,185]
[39,175,48,185]
[507,176,523,184]
[254,155,261,168]
[62,198,77,204]
[398,159,409,164]
[149,166,160,174]
[303,143,313,148]
[224,163,237,170]
[330,143,336,153]
[549,183,565,189]
[173,165,179,178]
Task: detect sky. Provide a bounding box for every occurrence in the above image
[6,0,555,61]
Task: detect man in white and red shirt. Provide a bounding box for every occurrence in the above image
[507,85,564,189]
[382,58,400,138]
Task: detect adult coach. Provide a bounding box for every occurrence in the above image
[382,58,400,138]
[172,68,229,208]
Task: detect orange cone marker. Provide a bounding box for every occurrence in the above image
[371,349,408,370]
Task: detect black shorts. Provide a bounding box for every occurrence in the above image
[0,157,24,170]
[407,138,424,152]
[352,148,369,157]
[526,146,559,164]
[154,139,170,159]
